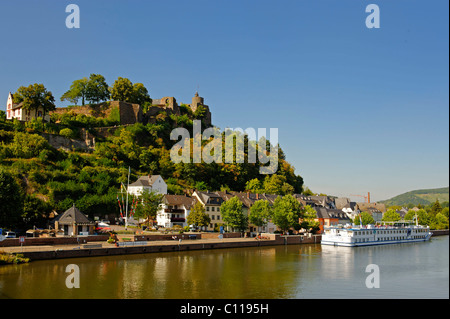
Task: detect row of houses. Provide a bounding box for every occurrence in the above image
[48,174,390,236]
[124,175,391,234]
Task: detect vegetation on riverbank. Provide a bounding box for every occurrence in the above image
[0,252,30,265]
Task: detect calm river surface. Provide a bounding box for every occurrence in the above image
[0,236,448,299]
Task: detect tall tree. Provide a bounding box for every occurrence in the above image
[186,201,210,231]
[61,77,88,105]
[382,209,401,222]
[263,174,294,195]
[220,196,248,233]
[85,74,110,104]
[110,77,152,105]
[134,189,163,227]
[405,209,429,226]
[131,82,151,105]
[13,83,56,119]
[299,205,320,233]
[245,178,263,194]
[353,212,375,226]
[0,170,24,229]
[110,77,134,102]
[430,199,442,217]
[248,199,272,232]
[272,194,303,233]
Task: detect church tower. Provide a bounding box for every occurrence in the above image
[6,92,13,120]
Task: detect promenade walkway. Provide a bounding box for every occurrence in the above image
[1,237,261,254]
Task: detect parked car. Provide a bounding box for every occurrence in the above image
[5,231,16,238]
[97,222,110,228]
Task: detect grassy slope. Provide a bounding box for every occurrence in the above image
[380,187,449,206]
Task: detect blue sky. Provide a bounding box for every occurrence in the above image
[0,0,448,201]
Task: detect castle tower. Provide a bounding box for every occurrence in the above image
[191,92,204,113]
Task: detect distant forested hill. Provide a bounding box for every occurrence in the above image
[380,187,449,207]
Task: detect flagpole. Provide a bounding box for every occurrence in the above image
[125,166,130,230]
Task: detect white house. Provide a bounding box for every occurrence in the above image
[156,195,195,228]
[127,175,167,197]
[6,92,50,122]
[341,202,360,220]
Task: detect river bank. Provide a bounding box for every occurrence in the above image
[1,233,321,261]
[1,229,447,262]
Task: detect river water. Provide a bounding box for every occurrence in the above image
[0,236,448,299]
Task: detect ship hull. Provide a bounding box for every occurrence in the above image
[321,235,432,247]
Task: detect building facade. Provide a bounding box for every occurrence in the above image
[6,92,50,122]
[127,175,167,197]
[156,195,195,228]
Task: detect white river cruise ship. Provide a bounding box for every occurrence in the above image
[321,222,432,247]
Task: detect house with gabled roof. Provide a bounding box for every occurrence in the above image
[127,175,167,197]
[6,92,50,122]
[314,207,352,234]
[192,190,226,231]
[52,204,96,236]
[156,194,196,228]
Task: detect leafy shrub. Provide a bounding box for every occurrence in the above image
[59,128,77,139]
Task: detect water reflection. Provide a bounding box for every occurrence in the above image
[0,237,448,299]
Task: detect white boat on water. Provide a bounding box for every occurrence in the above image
[321,221,432,247]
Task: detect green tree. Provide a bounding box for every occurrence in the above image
[249,199,272,232]
[131,82,151,105]
[13,83,56,119]
[435,213,449,230]
[353,212,375,226]
[382,209,401,222]
[8,132,51,158]
[405,209,429,226]
[221,196,248,232]
[430,199,442,217]
[60,77,88,105]
[245,178,263,193]
[299,205,320,233]
[272,194,303,233]
[110,77,151,105]
[134,189,164,228]
[263,174,294,195]
[22,194,52,229]
[110,77,134,102]
[442,207,449,218]
[0,170,24,229]
[85,74,110,104]
[302,187,314,196]
[186,201,210,231]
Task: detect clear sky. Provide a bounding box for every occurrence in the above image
[0,0,448,202]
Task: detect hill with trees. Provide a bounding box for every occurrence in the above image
[380,187,449,207]
[0,75,305,233]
